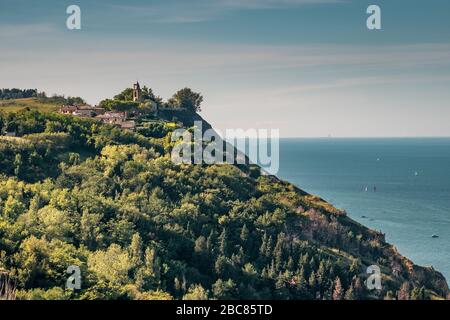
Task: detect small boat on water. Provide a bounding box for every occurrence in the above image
[432,234,439,238]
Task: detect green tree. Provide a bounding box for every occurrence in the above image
[136,247,161,290]
[344,285,355,300]
[411,286,427,300]
[215,255,234,280]
[36,206,74,241]
[168,88,203,112]
[218,229,228,256]
[80,210,103,250]
[141,86,156,101]
[212,279,237,300]
[13,154,22,177]
[240,224,249,243]
[114,88,134,101]
[308,272,316,293]
[129,233,144,268]
[316,260,327,290]
[3,195,26,221]
[182,284,209,300]
[15,287,72,300]
[99,99,139,112]
[274,274,290,299]
[88,244,132,285]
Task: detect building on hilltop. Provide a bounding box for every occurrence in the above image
[73,105,106,117]
[59,105,78,114]
[132,81,142,102]
[95,111,126,124]
[95,112,136,131]
[59,104,105,118]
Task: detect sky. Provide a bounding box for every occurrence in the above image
[1,0,450,137]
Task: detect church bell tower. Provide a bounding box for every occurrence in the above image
[132,81,142,102]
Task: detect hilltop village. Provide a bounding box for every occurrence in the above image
[0,84,203,139]
[59,104,137,131]
[58,82,187,131]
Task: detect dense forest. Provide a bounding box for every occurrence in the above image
[0,89,38,100]
[0,107,448,300]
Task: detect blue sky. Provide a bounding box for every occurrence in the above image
[1,0,450,137]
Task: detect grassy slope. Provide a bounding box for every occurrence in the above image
[0,98,60,113]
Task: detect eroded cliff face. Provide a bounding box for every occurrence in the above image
[401,253,449,298]
[284,181,449,299]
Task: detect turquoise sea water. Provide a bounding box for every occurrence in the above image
[273,138,450,282]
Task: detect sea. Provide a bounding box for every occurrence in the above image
[246,138,450,283]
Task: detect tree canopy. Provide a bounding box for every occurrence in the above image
[168,88,203,112]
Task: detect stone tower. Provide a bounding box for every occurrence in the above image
[132,81,141,102]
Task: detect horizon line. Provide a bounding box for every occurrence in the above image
[243,136,450,139]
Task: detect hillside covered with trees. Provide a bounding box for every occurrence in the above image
[0,94,448,300]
